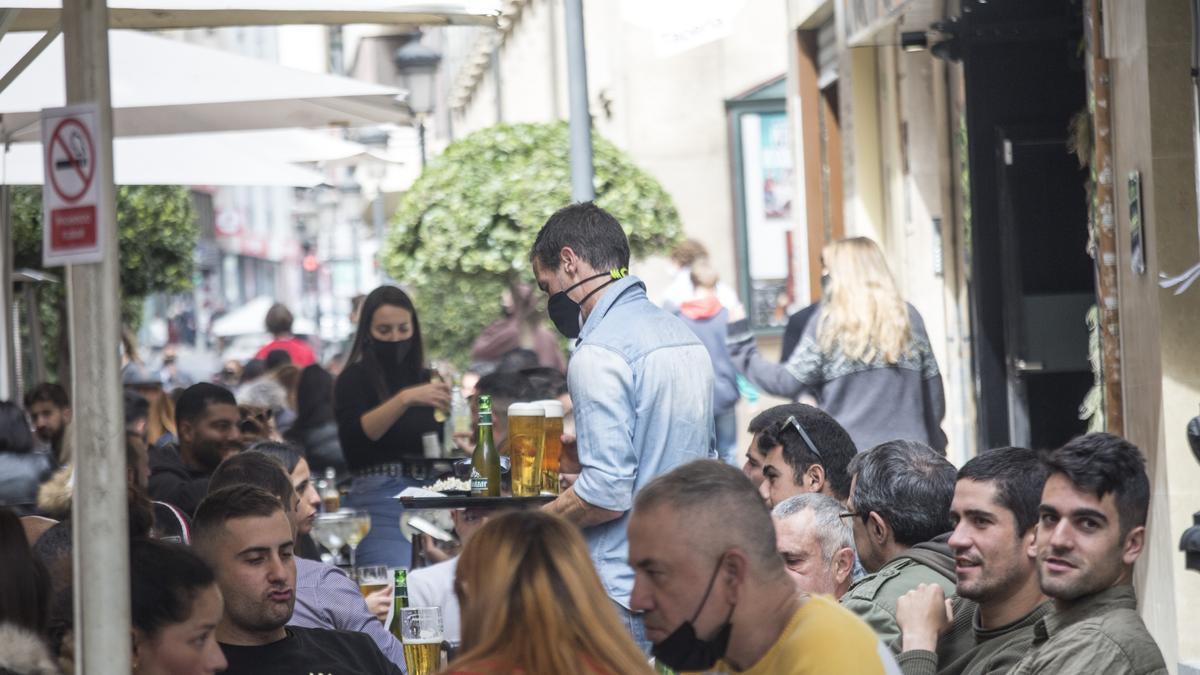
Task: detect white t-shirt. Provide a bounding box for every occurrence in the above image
[408,557,461,645]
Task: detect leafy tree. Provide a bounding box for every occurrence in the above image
[386,122,683,364]
[11,185,198,383]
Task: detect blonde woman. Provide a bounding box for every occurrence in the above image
[728,237,947,453]
[444,511,653,675]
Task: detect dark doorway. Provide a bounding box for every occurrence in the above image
[996,129,1094,449]
[956,0,1091,450]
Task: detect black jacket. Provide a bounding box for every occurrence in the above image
[147,444,211,517]
[0,451,53,514]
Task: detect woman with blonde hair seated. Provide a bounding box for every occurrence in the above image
[728,236,947,454]
[445,510,652,675]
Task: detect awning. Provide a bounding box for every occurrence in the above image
[0,29,410,142]
[0,1,501,30]
[1,131,333,186]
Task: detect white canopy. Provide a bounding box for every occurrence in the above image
[211,296,316,338]
[0,29,409,142]
[1,131,333,186]
[0,1,500,30]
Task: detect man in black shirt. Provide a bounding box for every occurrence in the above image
[193,485,402,675]
[148,383,243,516]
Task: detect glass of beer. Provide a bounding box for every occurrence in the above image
[400,606,444,675]
[506,403,545,497]
[356,565,390,598]
[536,400,564,494]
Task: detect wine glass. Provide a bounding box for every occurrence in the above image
[344,509,372,572]
[310,511,349,564]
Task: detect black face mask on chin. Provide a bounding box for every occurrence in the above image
[651,556,735,672]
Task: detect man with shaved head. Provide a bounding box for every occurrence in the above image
[627,460,900,674]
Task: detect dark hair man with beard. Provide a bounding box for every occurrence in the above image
[1008,434,1165,674]
[148,382,243,515]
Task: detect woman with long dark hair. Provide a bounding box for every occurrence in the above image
[0,507,57,675]
[285,365,345,476]
[334,286,450,567]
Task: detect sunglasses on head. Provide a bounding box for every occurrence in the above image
[777,415,822,460]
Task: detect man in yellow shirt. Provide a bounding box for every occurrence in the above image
[628,460,901,674]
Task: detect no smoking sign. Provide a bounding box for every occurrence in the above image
[41,103,106,266]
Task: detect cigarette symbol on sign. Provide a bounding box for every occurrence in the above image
[54,130,88,172]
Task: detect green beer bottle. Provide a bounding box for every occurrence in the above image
[470,394,500,496]
[388,569,409,640]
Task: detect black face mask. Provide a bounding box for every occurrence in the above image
[651,556,735,672]
[547,271,619,339]
[371,337,412,366]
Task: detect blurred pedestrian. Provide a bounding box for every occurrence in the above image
[284,365,345,476]
[160,344,194,390]
[662,238,741,310]
[469,284,567,372]
[334,285,449,568]
[446,510,652,675]
[0,402,53,515]
[672,260,741,465]
[256,303,317,367]
[728,237,947,454]
[124,362,178,450]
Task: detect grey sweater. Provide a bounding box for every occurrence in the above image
[727,303,947,453]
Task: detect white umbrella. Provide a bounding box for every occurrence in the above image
[1,132,331,186]
[211,296,316,337]
[0,29,409,142]
[0,1,500,30]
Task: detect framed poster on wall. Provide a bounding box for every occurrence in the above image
[728,76,803,332]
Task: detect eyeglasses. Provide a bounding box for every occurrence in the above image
[778,415,822,460]
[839,510,865,523]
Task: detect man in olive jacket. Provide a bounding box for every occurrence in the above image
[1008,434,1166,674]
[840,440,967,657]
[895,447,1053,675]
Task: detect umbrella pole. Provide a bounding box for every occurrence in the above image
[563,0,594,202]
[62,1,130,673]
[0,155,13,400]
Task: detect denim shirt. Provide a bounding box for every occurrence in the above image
[569,275,716,608]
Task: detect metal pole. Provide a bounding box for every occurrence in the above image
[0,183,13,400]
[563,0,594,202]
[418,117,427,167]
[62,1,131,673]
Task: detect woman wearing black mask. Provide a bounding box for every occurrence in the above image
[334,285,450,567]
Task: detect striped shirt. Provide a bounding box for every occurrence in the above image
[289,557,406,670]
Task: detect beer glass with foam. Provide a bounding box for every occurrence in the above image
[506,403,545,496]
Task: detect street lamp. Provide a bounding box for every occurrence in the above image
[394,33,443,167]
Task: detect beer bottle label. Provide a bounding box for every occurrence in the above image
[470,468,489,495]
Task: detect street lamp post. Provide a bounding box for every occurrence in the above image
[393,34,442,167]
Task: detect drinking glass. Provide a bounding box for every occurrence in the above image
[399,606,444,675]
[310,511,349,561]
[344,509,372,572]
[506,402,545,496]
[536,399,564,494]
[356,565,390,598]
